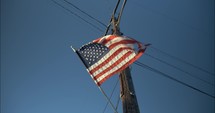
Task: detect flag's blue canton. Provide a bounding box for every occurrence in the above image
[76,43,109,68]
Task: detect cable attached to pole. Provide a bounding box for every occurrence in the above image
[104,0,128,36]
[134,61,215,99]
[102,78,120,113]
[116,0,127,26]
[111,0,128,35]
[145,53,214,86]
[104,0,121,36]
[63,0,106,27]
[150,46,215,76]
[98,86,118,113]
[51,0,103,32]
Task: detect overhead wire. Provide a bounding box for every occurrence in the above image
[102,78,120,113]
[134,61,215,99]
[131,0,211,38]
[51,0,103,32]
[145,53,214,86]
[104,0,121,36]
[115,94,121,110]
[63,0,107,28]
[116,0,127,26]
[150,46,215,76]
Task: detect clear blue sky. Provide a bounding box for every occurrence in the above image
[1,0,214,113]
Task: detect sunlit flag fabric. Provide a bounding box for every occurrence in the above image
[73,35,148,86]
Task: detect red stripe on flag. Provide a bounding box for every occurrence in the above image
[93,51,133,80]
[93,38,102,43]
[100,35,118,45]
[108,40,137,49]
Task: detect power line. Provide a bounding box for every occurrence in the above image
[150,46,215,76]
[62,0,126,36]
[63,0,107,28]
[63,0,112,35]
[102,78,119,113]
[51,0,103,32]
[116,0,127,26]
[104,0,121,36]
[145,53,214,86]
[131,0,211,38]
[134,61,215,99]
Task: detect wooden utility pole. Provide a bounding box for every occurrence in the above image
[112,17,140,113]
[120,67,140,113]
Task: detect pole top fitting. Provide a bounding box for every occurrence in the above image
[112,17,123,35]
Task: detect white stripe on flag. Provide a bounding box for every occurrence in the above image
[96,53,136,83]
[105,37,134,47]
[91,49,132,77]
[88,44,134,71]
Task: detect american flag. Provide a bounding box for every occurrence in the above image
[74,35,147,86]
